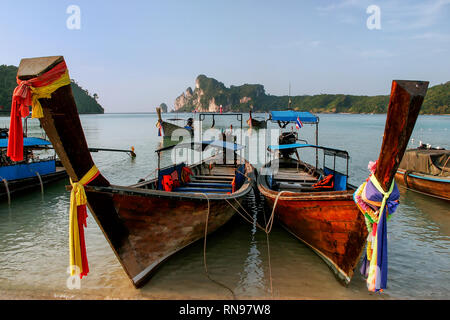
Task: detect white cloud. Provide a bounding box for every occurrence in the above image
[316,0,450,31]
[270,40,321,50]
[410,32,450,42]
[383,0,450,30]
[360,49,397,58]
[316,0,364,13]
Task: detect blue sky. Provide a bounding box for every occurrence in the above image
[0,0,449,112]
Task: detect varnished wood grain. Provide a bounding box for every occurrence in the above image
[375,80,429,192]
[258,180,367,284]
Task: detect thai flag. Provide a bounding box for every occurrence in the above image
[296,116,303,129]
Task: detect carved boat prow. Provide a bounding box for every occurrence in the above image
[19,56,254,288]
[257,80,429,285]
[156,107,193,138]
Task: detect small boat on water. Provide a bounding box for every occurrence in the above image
[257,80,429,285]
[13,55,255,288]
[156,107,193,138]
[247,110,267,129]
[0,135,67,201]
[395,145,449,201]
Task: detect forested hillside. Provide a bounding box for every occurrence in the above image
[0,65,104,114]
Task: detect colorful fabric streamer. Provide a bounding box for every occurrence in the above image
[354,165,400,293]
[156,121,162,136]
[69,165,100,279]
[7,61,70,161]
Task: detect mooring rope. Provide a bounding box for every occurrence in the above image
[195,192,236,300]
[223,187,289,298]
[2,179,11,206]
[202,164,287,298]
[264,190,288,297]
[225,198,266,232]
[266,191,288,234]
[35,171,44,195]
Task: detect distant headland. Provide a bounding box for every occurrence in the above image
[172,75,449,114]
[0,65,104,115]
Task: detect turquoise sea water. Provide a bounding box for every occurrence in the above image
[0,113,448,299]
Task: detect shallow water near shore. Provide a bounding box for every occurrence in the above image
[0,113,449,300]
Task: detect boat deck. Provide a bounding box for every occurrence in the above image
[175,165,238,194]
[272,167,320,192]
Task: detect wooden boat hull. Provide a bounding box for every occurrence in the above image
[395,169,450,201]
[0,168,67,200]
[157,107,193,138]
[14,56,255,288]
[87,177,252,287]
[247,118,267,129]
[161,120,193,138]
[256,79,428,289]
[247,111,267,129]
[258,180,367,284]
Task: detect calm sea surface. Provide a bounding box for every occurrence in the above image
[0,113,448,299]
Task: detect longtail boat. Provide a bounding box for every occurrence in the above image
[257,80,429,285]
[0,136,67,201]
[247,110,267,129]
[395,146,449,201]
[156,107,193,138]
[14,55,255,288]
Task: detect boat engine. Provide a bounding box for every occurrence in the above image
[278,131,298,158]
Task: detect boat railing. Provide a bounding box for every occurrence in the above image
[267,143,350,182]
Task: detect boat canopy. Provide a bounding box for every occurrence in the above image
[155,140,245,153]
[268,143,349,159]
[269,111,319,124]
[399,148,450,177]
[0,137,52,149]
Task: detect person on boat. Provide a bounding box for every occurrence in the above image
[184,118,194,130]
[278,130,298,159]
[225,124,233,136]
[25,149,35,163]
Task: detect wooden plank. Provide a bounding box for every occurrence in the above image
[191,179,232,184]
[18,56,64,80]
[195,175,234,180]
[274,174,317,182]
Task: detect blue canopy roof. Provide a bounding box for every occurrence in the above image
[0,137,52,148]
[268,143,349,158]
[270,111,319,124]
[205,140,245,151]
[268,143,317,150]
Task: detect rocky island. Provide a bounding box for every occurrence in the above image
[174,75,449,114]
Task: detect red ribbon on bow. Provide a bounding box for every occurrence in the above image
[7,61,68,161]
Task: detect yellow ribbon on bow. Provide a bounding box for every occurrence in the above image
[30,70,71,119]
[69,165,99,277]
